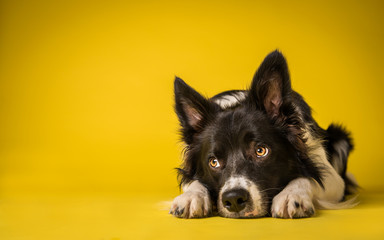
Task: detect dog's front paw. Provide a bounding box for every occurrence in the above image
[170,191,212,218]
[271,188,315,219]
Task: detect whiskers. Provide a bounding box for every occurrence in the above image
[259,187,282,194]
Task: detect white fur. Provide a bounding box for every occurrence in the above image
[303,127,346,205]
[170,180,211,218]
[213,92,247,109]
[271,178,315,218]
[332,140,350,174]
[171,100,355,219]
[270,126,352,218]
[218,176,265,218]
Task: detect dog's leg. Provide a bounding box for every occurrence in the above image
[170,180,212,218]
[271,167,345,218]
[270,127,348,218]
[271,177,315,218]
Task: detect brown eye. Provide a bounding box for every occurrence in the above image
[209,158,221,169]
[256,146,269,157]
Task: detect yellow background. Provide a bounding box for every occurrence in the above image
[1,0,383,239]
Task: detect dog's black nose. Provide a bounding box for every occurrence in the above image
[222,188,249,212]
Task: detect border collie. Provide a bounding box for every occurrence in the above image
[170,50,357,218]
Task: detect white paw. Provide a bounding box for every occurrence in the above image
[271,178,316,218]
[170,191,212,218]
[271,190,315,218]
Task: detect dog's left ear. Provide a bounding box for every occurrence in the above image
[250,50,292,118]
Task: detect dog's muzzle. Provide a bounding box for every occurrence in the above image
[218,176,265,218]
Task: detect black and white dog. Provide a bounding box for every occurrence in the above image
[170,50,357,219]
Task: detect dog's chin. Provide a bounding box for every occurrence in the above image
[217,205,266,218]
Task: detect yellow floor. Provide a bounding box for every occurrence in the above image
[1,190,383,240]
[1,1,384,240]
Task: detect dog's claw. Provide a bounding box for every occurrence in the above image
[175,207,184,216]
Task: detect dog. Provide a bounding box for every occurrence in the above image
[169,50,357,219]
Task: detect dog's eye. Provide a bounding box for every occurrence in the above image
[209,158,221,169]
[256,146,269,157]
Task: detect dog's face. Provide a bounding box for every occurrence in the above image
[193,105,303,218]
[174,51,309,218]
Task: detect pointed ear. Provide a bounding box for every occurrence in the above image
[250,50,292,118]
[174,77,216,144]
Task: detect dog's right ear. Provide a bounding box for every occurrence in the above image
[174,77,216,144]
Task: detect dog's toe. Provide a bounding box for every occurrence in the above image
[271,190,315,219]
[170,206,185,217]
[170,191,211,218]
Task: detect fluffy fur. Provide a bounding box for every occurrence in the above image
[170,50,357,219]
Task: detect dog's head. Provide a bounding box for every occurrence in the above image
[174,51,321,218]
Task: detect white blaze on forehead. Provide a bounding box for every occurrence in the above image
[213,92,247,109]
[220,176,249,193]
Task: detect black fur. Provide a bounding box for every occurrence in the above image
[325,124,357,195]
[173,50,354,216]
